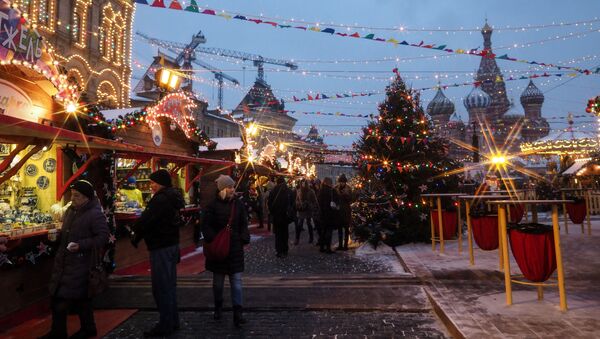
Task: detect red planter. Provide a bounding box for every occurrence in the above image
[509,204,524,223]
[471,215,499,250]
[509,224,557,282]
[431,210,458,240]
[566,201,586,224]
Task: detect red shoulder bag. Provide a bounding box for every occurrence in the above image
[204,203,235,261]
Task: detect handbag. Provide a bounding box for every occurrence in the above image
[88,246,108,298]
[330,189,339,210]
[204,203,235,261]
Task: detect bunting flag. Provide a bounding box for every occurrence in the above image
[135,1,595,75]
[287,91,379,103]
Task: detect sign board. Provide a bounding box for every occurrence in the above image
[0,3,43,64]
[0,78,36,122]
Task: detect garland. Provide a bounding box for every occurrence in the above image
[134,0,595,74]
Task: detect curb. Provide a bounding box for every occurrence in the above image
[424,287,467,339]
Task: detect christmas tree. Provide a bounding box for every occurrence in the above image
[353,72,459,246]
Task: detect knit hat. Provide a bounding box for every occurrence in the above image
[149,169,172,187]
[215,174,235,191]
[70,180,95,200]
[127,176,137,184]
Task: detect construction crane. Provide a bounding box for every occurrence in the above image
[193,46,298,82]
[136,30,298,83]
[136,31,239,109]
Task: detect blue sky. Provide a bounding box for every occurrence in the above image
[132,0,600,147]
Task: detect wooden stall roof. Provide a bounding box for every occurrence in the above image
[0,115,143,152]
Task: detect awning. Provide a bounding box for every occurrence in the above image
[114,150,235,168]
[198,137,243,151]
[563,158,591,175]
[0,114,144,152]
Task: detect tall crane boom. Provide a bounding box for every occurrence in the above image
[194,46,298,81]
[136,31,238,109]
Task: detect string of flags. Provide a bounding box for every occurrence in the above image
[134,0,597,74]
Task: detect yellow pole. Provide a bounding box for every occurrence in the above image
[537,286,544,301]
[499,204,512,306]
[562,191,569,234]
[429,198,436,251]
[457,199,462,254]
[466,200,474,265]
[586,190,592,235]
[437,197,444,254]
[498,208,504,271]
[552,204,568,311]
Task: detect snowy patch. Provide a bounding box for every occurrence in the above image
[355,242,409,275]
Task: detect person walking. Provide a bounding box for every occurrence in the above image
[131,169,185,337]
[311,179,322,247]
[335,174,354,251]
[318,177,339,254]
[268,177,292,258]
[295,179,318,245]
[202,174,250,328]
[41,180,109,339]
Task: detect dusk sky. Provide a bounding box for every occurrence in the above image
[132,0,600,147]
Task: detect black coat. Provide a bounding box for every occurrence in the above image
[268,183,291,224]
[133,187,185,251]
[318,185,340,229]
[202,196,250,274]
[335,184,354,226]
[49,198,109,299]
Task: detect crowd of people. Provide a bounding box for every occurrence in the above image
[240,173,355,256]
[30,169,353,338]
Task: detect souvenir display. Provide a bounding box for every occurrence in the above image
[43,158,56,173]
[36,176,50,190]
[25,164,37,176]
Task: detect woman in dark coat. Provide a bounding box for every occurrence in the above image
[42,180,109,339]
[318,177,339,254]
[202,175,250,328]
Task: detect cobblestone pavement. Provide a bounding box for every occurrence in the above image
[102,224,449,338]
[105,310,446,339]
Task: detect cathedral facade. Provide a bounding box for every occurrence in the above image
[428,21,550,161]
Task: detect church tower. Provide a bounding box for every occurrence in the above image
[475,21,510,122]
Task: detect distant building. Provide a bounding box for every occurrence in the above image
[428,21,549,161]
[21,0,134,108]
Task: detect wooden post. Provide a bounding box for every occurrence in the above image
[457,199,462,254]
[562,191,569,234]
[437,197,444,254]
[585,190,592,235]
[499,204,512,306]
[465,200,474,265]
[552,204,568,311]
[429,198,436,251]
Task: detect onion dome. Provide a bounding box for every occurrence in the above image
[426,88,455,117]
[463,86,491,110]
[520,80,544,107]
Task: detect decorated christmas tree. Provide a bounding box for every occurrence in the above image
[353,72,459,246]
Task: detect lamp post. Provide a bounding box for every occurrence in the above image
[156,68,181,98]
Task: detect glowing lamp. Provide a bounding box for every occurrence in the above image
[491,155,506,165]
[65,102,78,113]
[156,68,181,90]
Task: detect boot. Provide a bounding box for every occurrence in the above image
[213,300,223,321]
[233,305,247,328]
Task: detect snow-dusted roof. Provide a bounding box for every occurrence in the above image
[198,137,243,151]
[100,108,141,120]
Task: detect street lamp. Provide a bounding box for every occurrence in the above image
[156,68,181,91]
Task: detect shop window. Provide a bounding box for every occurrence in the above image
[72,12,81,41]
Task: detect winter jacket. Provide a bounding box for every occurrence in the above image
[335,184,354,226]
[49,198,109,299]
[268,183,292,224]
[318,185,340,229]
[133,187,185,251]
[296,188,318,219]
[202,196,250,274]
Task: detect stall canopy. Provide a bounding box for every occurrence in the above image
[0,115,143,152]
[198,137,243,151]
[562,158,592,176]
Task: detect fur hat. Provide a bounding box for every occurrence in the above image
[70,180,95,200]
[215,174,235,191]
[149,169,172,187]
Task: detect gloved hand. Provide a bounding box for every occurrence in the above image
[130,230,142,249]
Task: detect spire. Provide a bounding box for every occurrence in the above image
[481,19,493,50]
